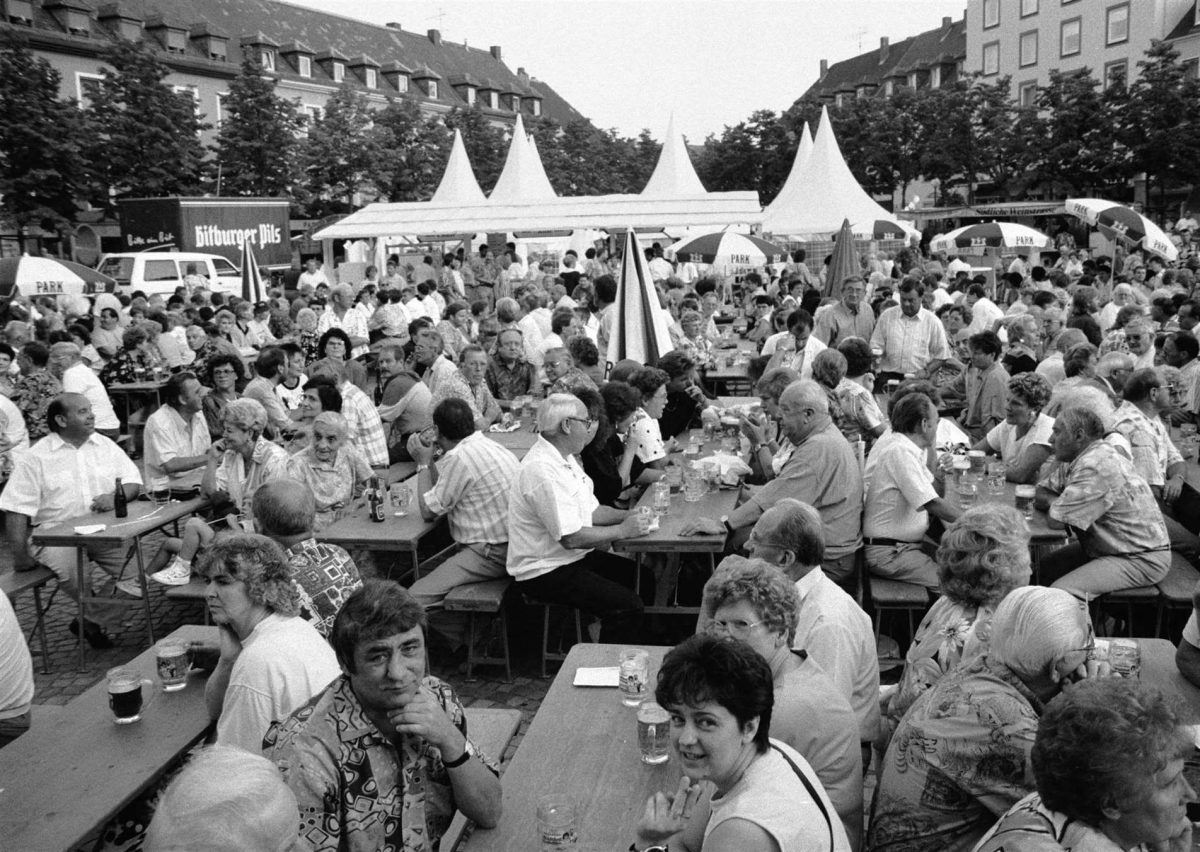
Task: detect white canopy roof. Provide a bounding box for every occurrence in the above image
[488,114,557,203]
[762,122,812,219]
[641,114,707,197]
[430,129,486,204]
[763,106,911,238]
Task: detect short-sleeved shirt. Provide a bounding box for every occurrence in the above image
[1039,438,1169,558]
[266,675,498,852]
[627,407,666,464]
[958,361,1010,433]
[506,435,599,581]
[286,446,373,530]
[424,431,519,545]
[285,538,362,637]
[813,302,876,348]
[985,411,1054,467]
[143,404,211,492]
[215,438,290,519]
[0,592,33,720]
[973,792,1122,852]
[870,306,951,375]
[1111,400,1182,488]
[863,430,939,541]
[834,378,884,444]
[61,363,119,431]
[485,357,538,401]
[317,308,369,359]
[431,370,496,423]
[339,383,389,468]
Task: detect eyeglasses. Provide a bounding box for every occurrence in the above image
[564,416,596,430]
[706,618,766,635]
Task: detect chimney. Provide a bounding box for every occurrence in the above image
[880,36,889,49]
[427,28,441,45]
[819,59,828,77]
[517,66,529,83]
[943,16,952,27]
[385,22,401,30]
[490,45,502,60]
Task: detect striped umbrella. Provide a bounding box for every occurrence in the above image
[0,255,115,299]
[667,231,787,269]
[239,240,267,304]
[606,229,675,370]
[929,222,1052,255]
[1064,198,1179,262]
[849,219,918,241]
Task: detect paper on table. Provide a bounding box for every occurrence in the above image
[573,666,619,687]
[74,524,106,535]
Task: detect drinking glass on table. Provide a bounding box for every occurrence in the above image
[1014,484,1036,519]
[986,461,1006,495]
[107,667,146,724]
[155,639,191,692]
[537,794,579,850]
[957,476,977,507]
[389,484,412,517]
[636,701,671,765]
[683,463,705,502]
[618,648,650,706]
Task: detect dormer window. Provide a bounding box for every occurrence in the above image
[4,0,33,26]
[930,66,942,88]
[489,90,499,109]
[260,49,276,71]
[45,0,90,35]
[298,55,311,77]
[427,80,438,99]
[884,79,895,97]
[208,39,227,61]
[332,62,344,83]
[190,25,229,62]
[529,98,541,116]
[396,75,409,93]
[365,68,377,89]
[242,33,281,73]
[381,60,412,93]
[147,14,188,53]
[465,87,476,105]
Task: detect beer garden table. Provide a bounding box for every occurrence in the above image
[0,624,217,852]
[943,476,1067,581]
[107,378,169,428]
[459,643,675,852]
[31,496,208,669]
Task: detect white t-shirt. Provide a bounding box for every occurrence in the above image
[62,362,120,431]
[863,430,938,541]
[985,412,1054,466]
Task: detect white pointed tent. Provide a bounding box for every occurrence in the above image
[641,114,707,197]
[763,107,917,239]
[430,129,486,204]
[488,114,557,203]
[762,122,813,220]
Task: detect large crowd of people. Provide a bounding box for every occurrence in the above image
[2,234,1200,851]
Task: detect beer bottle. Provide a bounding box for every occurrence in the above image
[368,476,385,523]
[113,477,128,518]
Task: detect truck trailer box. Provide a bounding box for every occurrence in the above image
[117,197,292,267]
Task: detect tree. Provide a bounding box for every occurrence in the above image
[443,106,508,194]
[295,84,381,217]
[1025,68,1112,197]
[0,32,86,236]
[83,39,207,206]
[372,98,450,202]
[211,58,301,197]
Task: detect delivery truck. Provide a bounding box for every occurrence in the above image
[116,197,292,267]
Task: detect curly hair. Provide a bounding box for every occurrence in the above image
[601,381,642,427]
[811,349,847,389]
[935,505,1031,607]
[629,366,669,402]
[332,580,427,673]
[1007,372,1052,410]
[317,327,352,361]
[701,558,800,644]
[206,353,246,384]
[196,533,299,616]
[1034,679,1191,826]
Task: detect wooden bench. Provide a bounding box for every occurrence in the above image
[1097,584,1161,637]
[866,574,930,657]
[1,567,56,674]
[1155,555,1200,637]
[164,578,210,624]
[444,579,512,682]
[439,707,523,852]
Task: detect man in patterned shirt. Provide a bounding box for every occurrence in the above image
[308,360,388,468]
[1036,406,1171,598]
[430,346,501,432]
[253,480,362,638]
[485,327,538,402]
[265,581,501,852]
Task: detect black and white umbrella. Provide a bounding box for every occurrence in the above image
[606,229,675,368]
[240,240,266,304]
[929,222,1052,254]
[0,256,116,299]
[1065,198,1178,262]
[849,219,919,241]
[667,231,788,269]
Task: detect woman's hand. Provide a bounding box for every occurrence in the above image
[635,776,705,846]
[738,413,766,445]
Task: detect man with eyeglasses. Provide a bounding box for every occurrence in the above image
[506,393,651,642]
[1125,320,1158,370]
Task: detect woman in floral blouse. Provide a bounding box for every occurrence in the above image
[10,341,62,441]
[99,324,158,385]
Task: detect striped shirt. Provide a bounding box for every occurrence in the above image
[339,383,389,467]
[869,306,950,375]
[423,431,519,545]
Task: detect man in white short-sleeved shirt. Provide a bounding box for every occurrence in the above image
[870,282,950,379]
[863,392,961,589]
[506,394,651,641]
[51,342,120,437]
[143,372,210,493]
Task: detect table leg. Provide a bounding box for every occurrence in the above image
[76,548,86,671]
[134,537,156,645]
[652,554,681,610]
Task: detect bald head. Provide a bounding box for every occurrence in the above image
[251,479,316,540]
[779,379,829,414]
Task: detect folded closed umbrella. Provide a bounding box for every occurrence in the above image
[240,240,267,304]
[606,229,675,369]
[825,219,860,299]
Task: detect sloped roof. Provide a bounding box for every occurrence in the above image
[489,114,557,203]
[763,122,813,216]
[890,19,965,75]
[641,114,707,197]
[430,129,486,204]
[1166,2,1200,40]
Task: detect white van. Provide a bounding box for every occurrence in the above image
[96,252,241,298]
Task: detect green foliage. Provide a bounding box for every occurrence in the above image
[83,39,208,206]
[372,98,451,202]
[295,84,382,218]
[211,58,301,197]
[0,31,85,230]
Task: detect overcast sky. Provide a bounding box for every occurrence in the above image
[288,0,966,142]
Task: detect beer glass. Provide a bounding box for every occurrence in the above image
[1110,639,1141,678]
[390,485,411,517]
[986,461,1006,495]
[1014,484,1036,519]
[637,701,671,764]
[618,648,650,706]
[967,450,987,474]
[536,794,578,850]
[957,477,977,507]
[652,481,671,518]
[155,639,190,692]
[107,667,145,724]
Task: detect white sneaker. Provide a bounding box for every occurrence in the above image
[115,578,143,598]
[150,558,191,586]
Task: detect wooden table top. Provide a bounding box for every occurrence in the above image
[0,625,217,852]
[461,644,677,852]
[31,497,208,548]
[1140,637,1200,715]
[614,479,737,554]
[316,496,443,551]
[943,476,1065,544]
[107,379,169,393]
[485,427,538,458]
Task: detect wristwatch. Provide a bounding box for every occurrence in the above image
[416,464,430,472]
[630,845,668,852]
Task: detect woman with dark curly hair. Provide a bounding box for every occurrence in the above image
[975,678,1194,852]
[196,533,341,753]
[577,383,656,507]
[311,327,369,394]
[880,504,1032,747]
[202,353,245,439]
[99,323,158,385]
[626,366,672,469]
[973,371,1055,483]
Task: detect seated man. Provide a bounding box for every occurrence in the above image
[507,393,651,642]
[142,371,210,496]
[376,341,431,464]
[49,342,120,439]
[1036,406,1171,598]
[544,346,598,395]
[430,345,501,432]
[240,346,292,438]
[485,327,538,402]
[682,380,863,583]
[407,398,519,653]
[264,581,502,851]
[0,393,141,647]
[145,746,300,852]
[0,592,34,747]
[863,392,961,590]
[252,480,363,638]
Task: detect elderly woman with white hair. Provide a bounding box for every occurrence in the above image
[868,586,1105,852]
[201,398,290,526]
[196,534,340,753]
[284,411,372,532]
[880,505,1032,747]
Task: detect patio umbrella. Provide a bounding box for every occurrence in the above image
[0,255,116,299]
[1064,197,1179,262]
[825,219,860,299]
[929,222,1052,255]
[606,229,675,369]
[667,231,788,270]
[239,240,267,304]
[849,218,917,241]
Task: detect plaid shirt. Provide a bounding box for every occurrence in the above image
[424,431,519,545]
[339,383,388,467]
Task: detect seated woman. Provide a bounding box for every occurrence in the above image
[973,372,1055,484]
[577,383,655,508]
[975,679,1193,852]
[1001,314,1041,376]
[196,534,340,753]
[674,309,714,368]
[869,586,1100,852]
[700,559,863,849]
[880,505,1032,748]
[635,634,852,852]
[285,411,372,532]
[294,307,320,365]
[833,337,887,451]
[280,375,342,454]
[201,354,245,440]
[657,349,714,441]
[810,349,857,445]
[311,327,369,395]
[626,366,672,470]
[66,323,102,370]
[740,367,799,484]
[98,323,159,385]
